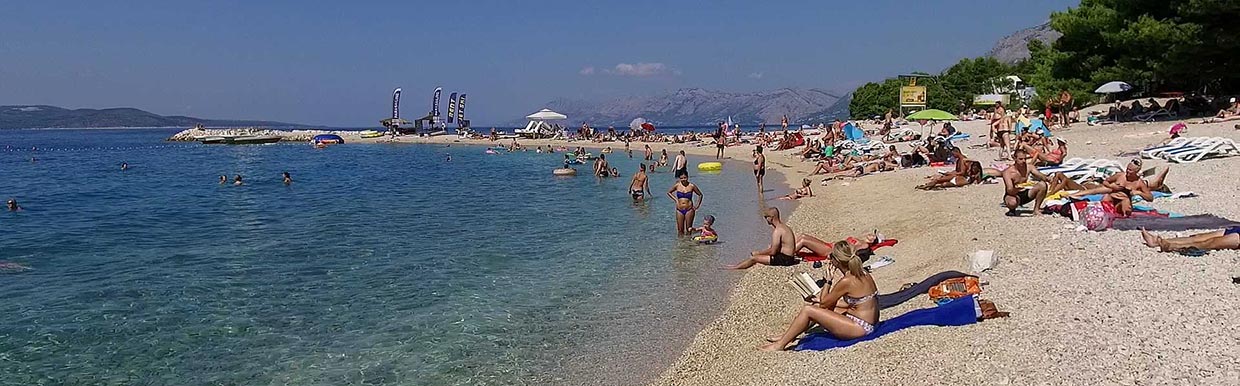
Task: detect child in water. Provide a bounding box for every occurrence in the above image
[689,215,718,243]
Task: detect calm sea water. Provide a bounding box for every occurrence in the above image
[0,129,789,386]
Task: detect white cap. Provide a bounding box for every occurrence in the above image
[1231,97,1237,103]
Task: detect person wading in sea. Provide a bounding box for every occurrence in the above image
[629,164,650,202]
[754,145,767,197]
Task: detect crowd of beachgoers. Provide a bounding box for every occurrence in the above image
[427,96,1240,384]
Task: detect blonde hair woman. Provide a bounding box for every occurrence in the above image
[760,241,879,351]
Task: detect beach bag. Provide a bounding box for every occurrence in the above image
[928,277,983,302]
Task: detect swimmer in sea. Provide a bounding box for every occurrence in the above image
[219,175,227,185]
[688,215,718,239]
[282,171,292,185]
[7,199,21,211]
[121,162,129,171]
[667,173,704,236]
[630,164,651,202]
[233,174,243,186]
[657,149,669,170]
[594,154,611,177]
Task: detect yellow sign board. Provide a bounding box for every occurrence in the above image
[900,86,927,106]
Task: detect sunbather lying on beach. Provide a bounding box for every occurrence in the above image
[795,232,881,260]
[1002,148,1049,216]
[1203,97,1240,123]
[1141,227,1239,252]
[780,178,814,200]
[1068,159,1169,199]
[916,160,983,190]
[727,207,797,269]
[760,241,879,351]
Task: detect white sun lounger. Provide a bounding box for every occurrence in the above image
[1164,137,1239,163]
[1141,137,1213,159]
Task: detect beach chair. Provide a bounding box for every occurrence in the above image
[1136,109,1176,122]
[1164,137,1239,163]
[1037,157,1090,175]
[1139,137,1197,159]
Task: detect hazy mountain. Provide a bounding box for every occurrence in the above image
[529,88,845,127]
[0,105,304,129]
[988,21,1062,64]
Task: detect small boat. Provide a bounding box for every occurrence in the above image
[360,130,385,138]
[198,135,281,145]
[232,135,282,145]
[312,134,345,144]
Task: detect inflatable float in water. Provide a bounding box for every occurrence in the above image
[553,168,577,176]
[694,235,718,244]
[697,162,722,172]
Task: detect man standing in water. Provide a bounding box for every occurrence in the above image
[728,207,798,269]
[644,144,653,161]
[754,146,767,196]
[629,164,650,202]
[673,150,688,178]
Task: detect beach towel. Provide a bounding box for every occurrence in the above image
[1109,215,1240,231]
[799,239,899,262]
[877,271,975,309]
[794,295,978,351]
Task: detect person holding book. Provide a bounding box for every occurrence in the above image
[761,241,879,351]
[727,207,796,269]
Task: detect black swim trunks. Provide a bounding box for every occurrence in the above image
[769,252,799,266]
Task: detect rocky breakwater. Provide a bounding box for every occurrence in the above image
[166,127,358,142]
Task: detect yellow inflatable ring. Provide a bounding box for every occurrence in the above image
[697,162,722,171]
[693,235,718,244]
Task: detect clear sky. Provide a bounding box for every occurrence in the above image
[0,0,1077,126]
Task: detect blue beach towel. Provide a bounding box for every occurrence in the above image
[946,132,971,142]
[844,123,865,141]
[794,295,978,351]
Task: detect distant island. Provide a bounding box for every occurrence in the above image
[0,105,305,130]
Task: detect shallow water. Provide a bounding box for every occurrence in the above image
[0,129,790,385]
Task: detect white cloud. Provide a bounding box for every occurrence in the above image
[604,62,676,77]
[579,66,596,75]
[748,72,764,79]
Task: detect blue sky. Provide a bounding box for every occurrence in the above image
[0,0,1077,126]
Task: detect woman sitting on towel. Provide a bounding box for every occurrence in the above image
[916,160,983,190]
[761,241,879,351]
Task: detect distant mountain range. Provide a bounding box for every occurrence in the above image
[988,21,1062,64]
[527,88,847,127]
[0,105,303,130]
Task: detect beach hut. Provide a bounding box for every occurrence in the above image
[517,109,567,139]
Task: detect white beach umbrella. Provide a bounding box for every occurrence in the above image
[629,117,647,131]
[1094,81,1133,94]
[526,108,567,121]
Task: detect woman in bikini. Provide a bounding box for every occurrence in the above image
[780,178,814,200]
[754,145,767,196]
[667,173,703,236]
[761,241,879,351]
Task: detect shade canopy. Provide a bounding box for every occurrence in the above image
[905,109,957,121]
[526,108,567,121]
[1094,81,1133,94]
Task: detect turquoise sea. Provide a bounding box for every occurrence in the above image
[0,129,790,386]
